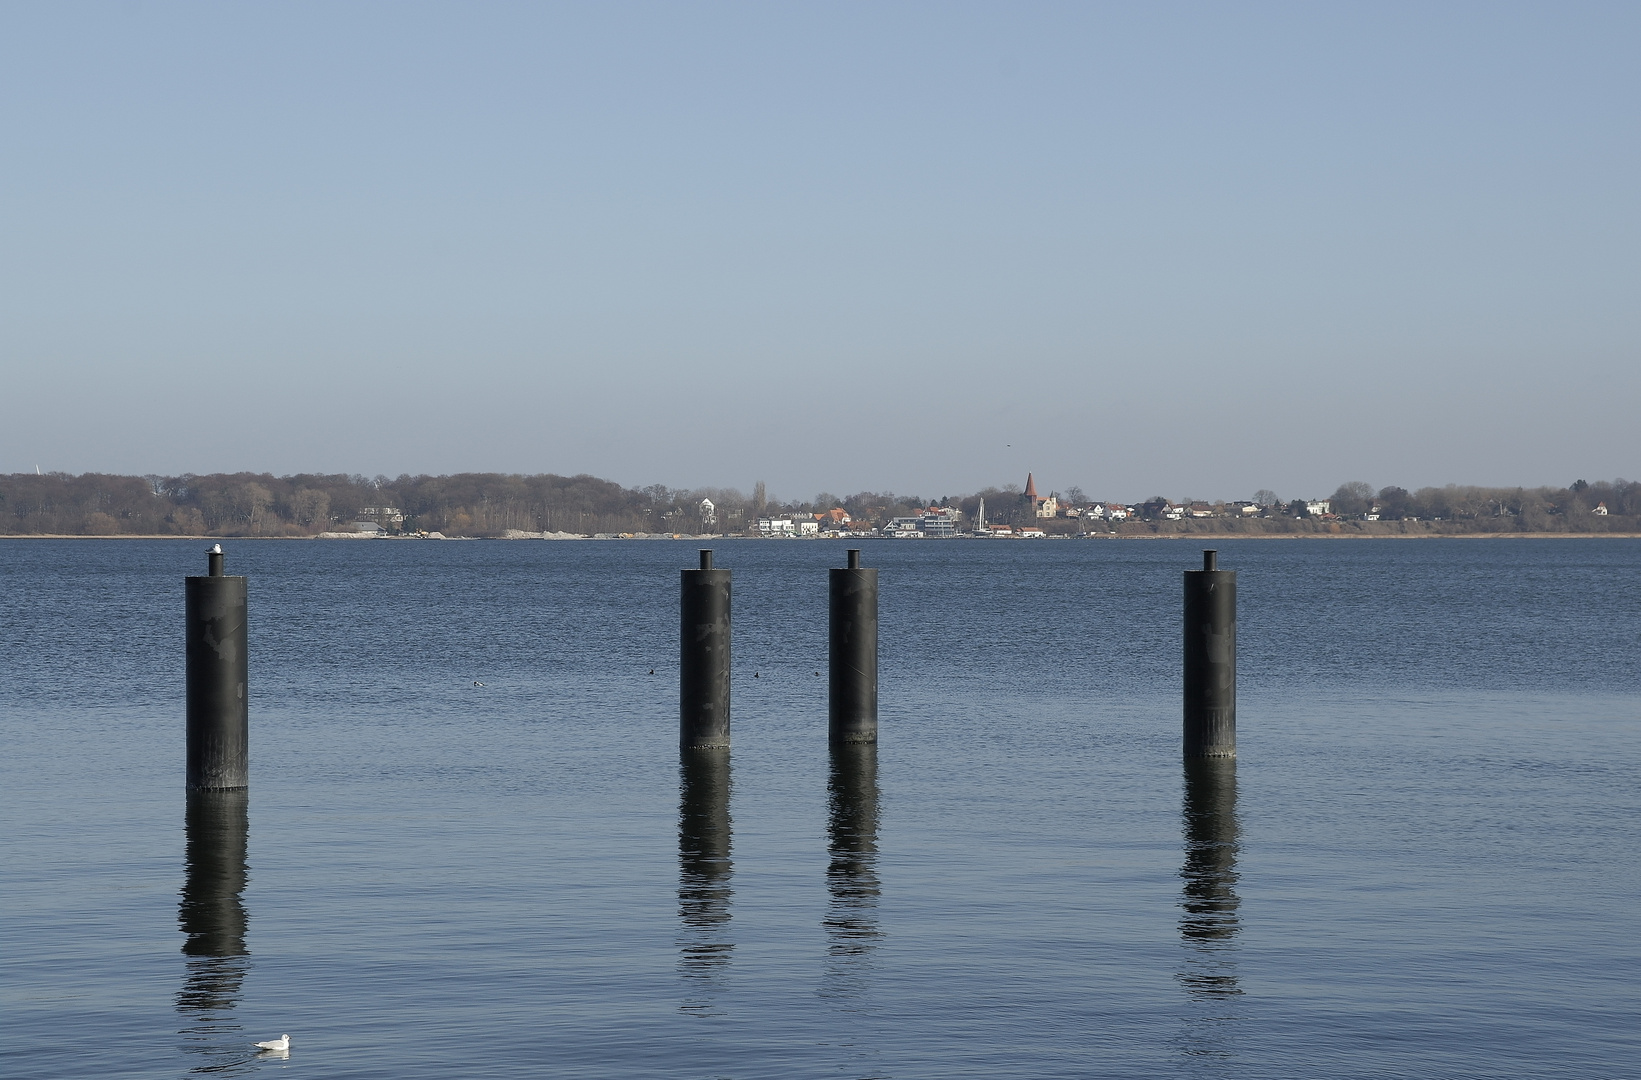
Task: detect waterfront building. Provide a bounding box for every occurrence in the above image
[919,507,960,537]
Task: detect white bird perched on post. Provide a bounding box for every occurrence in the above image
[254,1034,291,1052]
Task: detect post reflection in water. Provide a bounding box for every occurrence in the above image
[1177,758,1243,1058]
[177,789,253,1072]
[677,749,733,1014]
[823,742,882,998]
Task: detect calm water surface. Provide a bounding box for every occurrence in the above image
[3,538,1639,1079]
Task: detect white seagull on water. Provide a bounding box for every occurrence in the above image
[253,1034,291,1052]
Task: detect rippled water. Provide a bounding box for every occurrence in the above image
[2,537,1638,1078]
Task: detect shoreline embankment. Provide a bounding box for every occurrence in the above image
[4,532,1639,542]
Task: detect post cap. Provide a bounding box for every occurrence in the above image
[699,549,713,570]
[1203,549,1217,571]
[847,549,861,570]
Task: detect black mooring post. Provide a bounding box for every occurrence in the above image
[829,548,878,745]
[186,545,248,790]
[681,549,731,750]
[1183,549,1235,758]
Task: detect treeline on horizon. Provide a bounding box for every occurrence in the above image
[0,471,1637,537]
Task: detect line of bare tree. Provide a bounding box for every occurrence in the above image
[0,471,1635,537]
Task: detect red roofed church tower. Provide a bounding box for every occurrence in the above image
[1022,473,1059,520]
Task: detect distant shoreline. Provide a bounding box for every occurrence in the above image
[5,532,1639,541]
[8,471,1633,540]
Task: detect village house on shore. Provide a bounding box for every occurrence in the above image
[743,473,1355,539]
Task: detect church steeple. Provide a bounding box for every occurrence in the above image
[1024,473,1038,502]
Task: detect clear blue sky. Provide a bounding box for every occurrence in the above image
[3,1,1635,503]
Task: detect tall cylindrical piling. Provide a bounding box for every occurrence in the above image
[1183,549,1235,758]
[828,549,878,745]
[681,550,731,750]
[186,547,248,790]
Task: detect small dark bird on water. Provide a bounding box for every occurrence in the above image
[473,681,485,687]
[753,672,759,678]
[648,668,654,675]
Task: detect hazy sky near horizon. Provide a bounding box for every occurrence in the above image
[2,1,1636,503]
